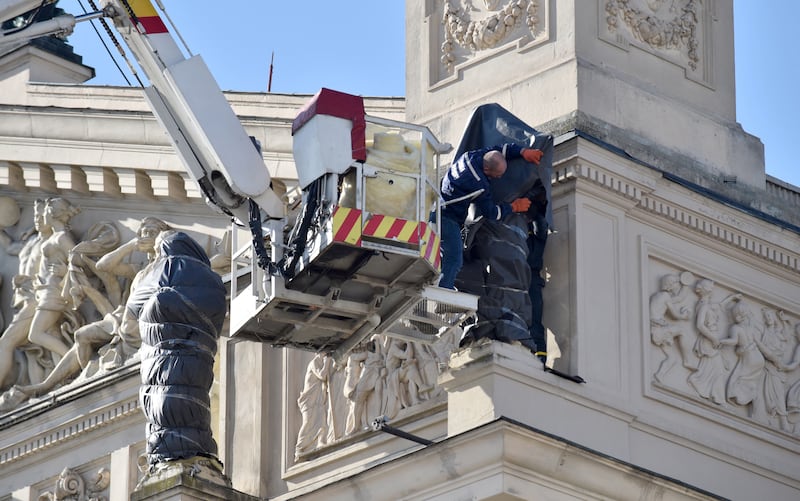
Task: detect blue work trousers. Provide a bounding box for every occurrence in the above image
[438,215,463,290]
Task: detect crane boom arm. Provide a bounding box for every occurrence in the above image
[99,0,284,220]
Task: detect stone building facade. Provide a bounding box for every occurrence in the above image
[0,1,798,500]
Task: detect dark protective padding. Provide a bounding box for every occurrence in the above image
[454,103,553,227]
[453,104,552,353]
[127,231,226,465]
[459,215,534,347]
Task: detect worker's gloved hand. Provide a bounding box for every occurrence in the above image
[511,197,532,213]
[522,148,543,165]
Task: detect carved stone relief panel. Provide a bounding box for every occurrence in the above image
[601,0,711,85]
[0,196,231,414]
[647,257,800,435]
[431,0,548,87]
[293,331,458,460]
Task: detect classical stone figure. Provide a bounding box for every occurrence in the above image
[63,221,122,309]
[384,338,430,418]
[0,199,53,390]
[296,327,465,457]
[25,197,81,361]
[783,324,800,433]
[325,359,348,443]
[345,337,385,436]
[89,216,171,369]
[650,273,694,382]
[295,353,333,457]
[687,279,738,405]
[726,302,767,417]
[755,310,794,431]
[0,217,170,411]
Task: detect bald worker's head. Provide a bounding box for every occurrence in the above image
[482,150,507,179]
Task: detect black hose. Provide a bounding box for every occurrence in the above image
[282,179,320,281]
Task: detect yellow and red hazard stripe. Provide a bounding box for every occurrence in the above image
[331,207,441,271]
[418,222,441,270]
[362,214,420,244]
[126,0,169,34]
[332,206,362,245]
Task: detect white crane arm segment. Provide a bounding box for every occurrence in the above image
[100,0,284,218]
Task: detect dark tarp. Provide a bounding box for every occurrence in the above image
[454,103,553,227]
[127,231,226,465]
[454,104,552,354]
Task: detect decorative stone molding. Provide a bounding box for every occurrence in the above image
[38,466,111,501]
[601,0,710,84]
[552,161,800,273]
[0,396,140,466]
[433,0,547,87]
[0,161,199,201]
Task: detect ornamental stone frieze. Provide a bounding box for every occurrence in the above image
[434,0,547,86]
[648,263,800,435]
[293,331,458,460]
[0,196,231,415]
[602,0,709,84]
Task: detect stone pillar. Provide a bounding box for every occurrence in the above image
[439,339,552,436]
[405,0,764,188]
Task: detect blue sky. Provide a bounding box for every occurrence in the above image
[61,1,798,187]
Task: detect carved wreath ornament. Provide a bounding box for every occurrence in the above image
[441,0,538,72]
[605,0,700,70]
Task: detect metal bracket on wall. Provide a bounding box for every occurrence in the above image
[370,416,433,446]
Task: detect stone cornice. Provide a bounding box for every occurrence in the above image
[0,365,141,468]
[553,135,800,273]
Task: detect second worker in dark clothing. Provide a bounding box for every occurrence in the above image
[438,144,542,289]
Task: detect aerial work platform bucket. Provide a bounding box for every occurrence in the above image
[227,89,477,359]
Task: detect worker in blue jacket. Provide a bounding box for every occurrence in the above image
[438,144,543,289]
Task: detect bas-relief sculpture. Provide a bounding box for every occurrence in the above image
[437,0,542,84]
[604,0,704,80]
[649,269,800,434]
[0,197,230,413]
[294,332,457,459]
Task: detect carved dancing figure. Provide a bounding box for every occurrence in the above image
[649,273,694,382]
[687,280,738,405]
[25,198,81,361]
[756,311,795,431]
[0,199,52,389]
[725,302,766,417]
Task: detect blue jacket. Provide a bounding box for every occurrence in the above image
[441,143,525,224]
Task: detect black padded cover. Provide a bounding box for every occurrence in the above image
[128,231,226,465]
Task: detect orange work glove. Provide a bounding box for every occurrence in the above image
[522,148,543,165]
[510,197,531,213]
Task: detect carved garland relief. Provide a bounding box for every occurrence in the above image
[603,0,707,83]
[649,267,800,435]
[435,0,544,85]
